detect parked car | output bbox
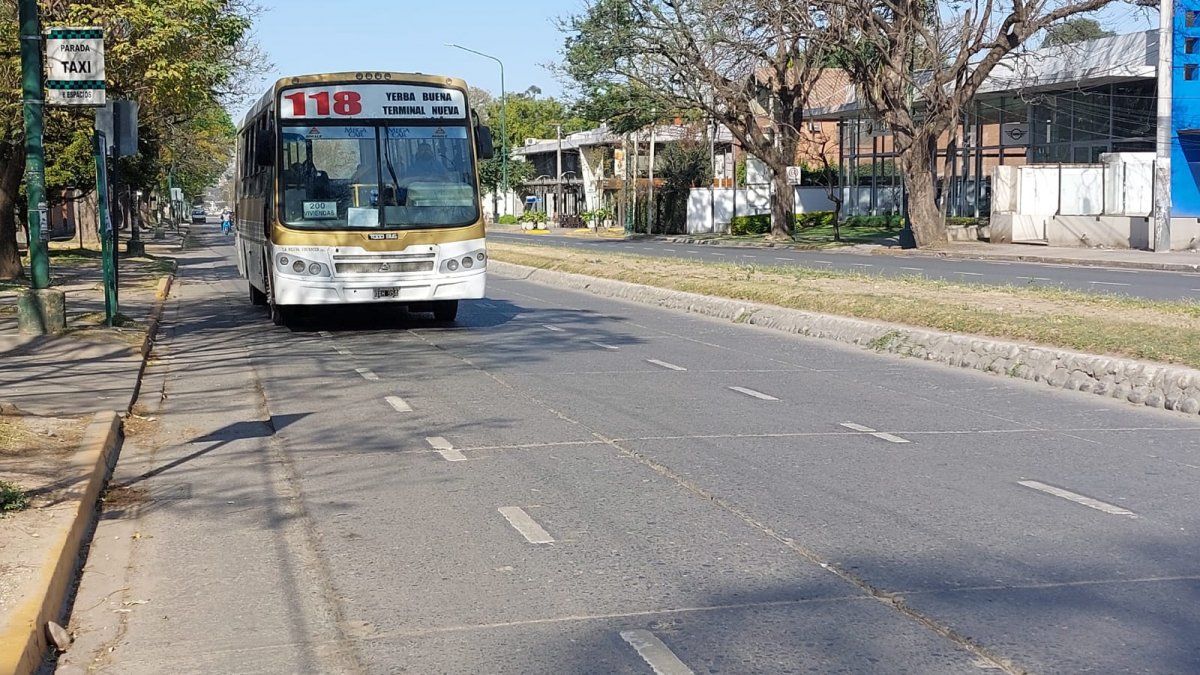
[191,206,206,223]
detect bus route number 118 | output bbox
[283,90,363,117]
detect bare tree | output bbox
[563,0,828,239]
[823,0,1122,247]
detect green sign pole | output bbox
[18,0,49,288]
[94,130,116,324]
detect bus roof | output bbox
[239,72,471,130]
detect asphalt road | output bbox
[491,231,1200,302]
[64,225,1200,673]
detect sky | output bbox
[230,0,579,122]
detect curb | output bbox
[0,411,122,675]
[864,248,1200,273]
[490,260,1200,417]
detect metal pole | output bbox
[19,0,49,288]
[1154,0,1174,251]
[710,119,716,233]
[447,44,507,217]
[94,130,117,324]
[648,125,656,234]
[556,123,562,222]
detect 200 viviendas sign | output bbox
[279,84,466,120]
[44,27,105,107]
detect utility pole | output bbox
[555,123,563,223]
[19,0,48,289]
[1154,0,1174,252]
[648,125,656,235]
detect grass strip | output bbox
[489,242,1200,369]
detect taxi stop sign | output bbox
[44,27,105,107]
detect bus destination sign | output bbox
[280,84,466,121]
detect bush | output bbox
[0,480,28,514]
[559,214,585,228]
[843,214,905,229]
[518,210,548,225]
[794,211,835,230]
[947,216,987,228]
[497,214,518,225]
[730,214,771,236]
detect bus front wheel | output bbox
[432,300,458,322]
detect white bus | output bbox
[235,72,494,324]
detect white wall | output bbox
[686,186,838,233]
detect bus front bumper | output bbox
[272,269,486,306]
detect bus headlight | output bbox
[441,248,486,274]
[278,253,330,277]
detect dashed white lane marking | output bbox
[355,368,379,381]
[1018,480,1136,517]
[497,506,555,544]
[1192,289,1200,292]
[426,436,466,462]
[899,266,924,272]
[385,396,412,413]
[775,257,792,261]
[709,252,726,256]
[641,246,654,250]
[589,341,619,350]
[849,263,874,267]
[839,422,911,444]
[334,345,352,356]
[318,331,333,338]
[957,271,983,276]
[542,324,566,332]
[813,260,833,264]
[1017,276,1052,282]
[663,248,677,252]
[620,630,694,675]
[1089,281,1131,287]
[647,359,687,371]
[729,386,779,401]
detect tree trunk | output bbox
[0,142,26,280]
[769,167,792,240]
[899,135,947,248]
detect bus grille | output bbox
[334,261,435,274]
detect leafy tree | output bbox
[0,0,259,279]
[654,131,711,233]
[824,0,1121,247]
[562,0,827,240]
[475,90,588,198]
[1041,17,1114,47]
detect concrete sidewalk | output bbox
[0,227,184,675]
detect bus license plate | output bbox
[374,288,399,299]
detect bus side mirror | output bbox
[255,132,275,167]
[476,126,495,160]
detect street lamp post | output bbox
[447,43,507,219]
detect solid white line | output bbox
[729,386,779,401]
[1090,281,1131,287]
[1018,480,1136,517]
[542,324,566,332]
[620,630,694,675]
[839,422,910,444]
[497,507,555,544]
[646,359,687,371]
[355,368,379,381]
[589,341,619,350]
[385,396,413,413]
[426,436,466,462]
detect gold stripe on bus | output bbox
[269,222,485,248]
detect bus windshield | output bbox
[280,123,479,230]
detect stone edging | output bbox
[0,411,122,675]
[490,260,1200,417]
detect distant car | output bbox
[191,207,206,224]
